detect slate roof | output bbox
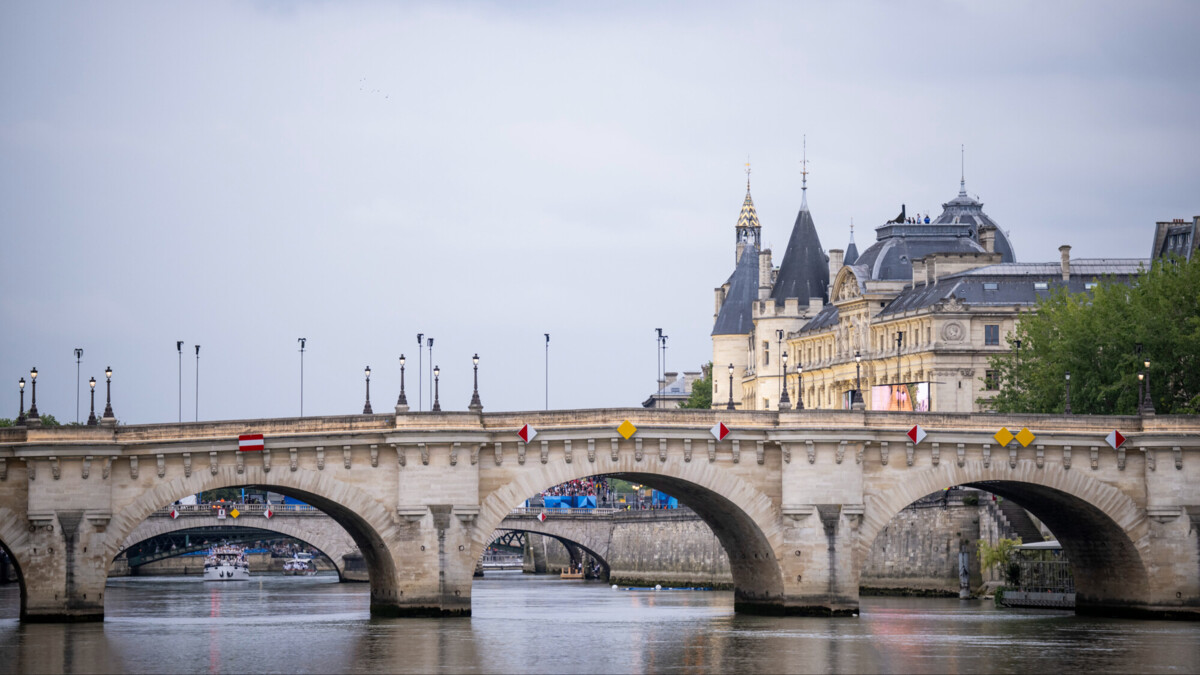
[844,231,859,266]
[769,203,829,304]
[931,180,1016,262]
[854,227,986,281]
[876,259,1147,317]
[798,301,839,334]
[712,241,760,336]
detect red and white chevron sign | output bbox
[264,507,274,520]
[169,509,179,519]
[1106,430,1126,450]
[517,424,537,443]
[537,512,547,522]
[907,425,927,444]
[710,422,729,441]
[238,434,264,452]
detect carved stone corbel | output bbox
[517,442,526,465]
[781,442,790,464]
[755,440,764,465]
[493,442,502,466]
[450,442,460,466]
[82,455,93,480]
[1009,445,1017,469]
[182,453,191,478]
[842,504,865,530]
[1117,447,1126,470]
[236,452,244,474]
[1090,446,1099,470]
[806,440,815,464]
[419,444,429,466]
[1174,446,1183,470]
[588,439,596,463]
[27,459,35,481]
[684,438,692,462]
[396,445,407,467]
[317,446,326,470]
[660,439,669,463]
[905,442,914,467]
[781,504,814,521]
[981,444,991,468]
[564,439,572,464]
[130,455,139,479]
[931,442,940,467]
[104,456,113,479]
[0,458,6,481]
[1143,447,1154,471]
[611,438,619,462]
[836,441,847,465]
[370,445,379,467]
[707,439,716,463]
[473,443,483,466]
[263,448,271,473]
[1035,445,1045,469]
[50,456,61,480]
[858,441,867,465]
[156,453,166,478]
[880,441,889,466]
[291,447,300,471]
[956,443,965,467]
[1063,445,1072,470]
[542,440,550,465]
[343,446,352,470]
[731,439,740,464]
[634,438,643,462]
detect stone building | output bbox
[711,169,1148,412]
[1150,216,1199,261]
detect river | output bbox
[1,573,1197,673]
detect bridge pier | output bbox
[381,505,475,617]
[22,510,110,622]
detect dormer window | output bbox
[1034,282,1049,290]
[983,282,999,291]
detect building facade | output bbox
[711,171,1148,412]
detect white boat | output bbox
[203,545,250,581]
[282,553,317,576]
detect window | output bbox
[1034,281,1048,290]
[985,324,1000,346]
[983,282,999,291]
[985,370,1000,391]
[1085,282,1098,290]
[763,342,770,366]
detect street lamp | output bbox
[852,351,864,410]
[432,365,442,412]
[779,349,791,410]
[1142,358,1156,414]
[726,363,735,410]
[363,366,373,414]
[297,338,307,416]
[396,355,409,411]
[103,366,115,420]
[469,354,483,412]
[16,378,25,425]
[416,334,424,412]
[87,377,98,425]
[28,367,39,419]
[797,362,805,410]
[75,347,84,424]
[1064,370,1071,415]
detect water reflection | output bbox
[0,574,1197,673]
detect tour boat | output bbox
[203,545,250,581]
[282,553,317,576]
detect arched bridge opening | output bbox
[114,526,341,577]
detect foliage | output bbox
[962,494,979,506]
[985,255,1200,414]
[0,419,11,427]
[36,414,61,427]
[199,488,246,503]
[978,537,1023,585]
[679,363,713,409]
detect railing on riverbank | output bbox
[151,503,324,517]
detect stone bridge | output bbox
[120,504,360,578]
[0,408,1197,621]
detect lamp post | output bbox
[102,366,115,420]
[776,329,786,408]
[297,339,306,416]
[28,367,39,419]
[75,348,84,424]
[427,338,435,409]
[779,349,791,410]
[362,366,373,414]
[194,345,200,421]
[544,333,550,411]
[1064,370,1071,415]
[16,378,25,425]
[416,334,424,412]
[797,362,804,410]
[852,351,864,410]
[469,354,483,412]
[432,365,441,412]
[1142,358,1155,415]
[87,377,97,425]
[726,363,735,410]
[396,354,408,411]
[176,341,183,423]
[1138,371,1146,410]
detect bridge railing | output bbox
[508,507,622,516]
[150,503,325,517]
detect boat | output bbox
[560,564,584,580]
[203,545,250,581]
[283,553,317,576]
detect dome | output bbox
[931,180,1016,262]
[853,228,986,281]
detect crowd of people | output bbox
[540,477,612,501]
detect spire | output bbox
[844,219,859,266]
[959,143,967,197]
[734,160,762,263]
[799,135,810,211]
[745,156,751,193]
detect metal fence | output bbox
[1017,560,1074,593]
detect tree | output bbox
[978,537,1023,585]
[679,363,713,409]
[0,415,60,426]
[986,255,1200,414]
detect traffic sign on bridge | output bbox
[517,424,537,443]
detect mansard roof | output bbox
[854,227,987,281]
[769,203,829,304]
[712,241,760,336]
[931,180,1016,262]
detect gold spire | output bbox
[745,156,752,192]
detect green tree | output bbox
[985,255,1200,414]
[679,363,713,409]
[978,537,1023,585]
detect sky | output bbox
[1,1,1198,425]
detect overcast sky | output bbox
[2,1,1197,425]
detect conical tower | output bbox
[770,141,829,304]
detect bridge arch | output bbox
[494,527,611,579]
[116,515,359,579]
[860,459,1151,612]
[476,457,785,613]
[106,465,400,611]
[0,506,30,618]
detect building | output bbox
[642,370,703,409]
[1151,216,1199,261]
[711,167,1148,412]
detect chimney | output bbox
[714,286,726,320]
[979,224,997,253]
[828,248,844,287]
[1059,245,1071,281]
[758,249,773,300]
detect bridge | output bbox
[0,408,1197,621]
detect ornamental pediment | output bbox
[935,296,968,312]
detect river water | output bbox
[1,573,1197,674]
